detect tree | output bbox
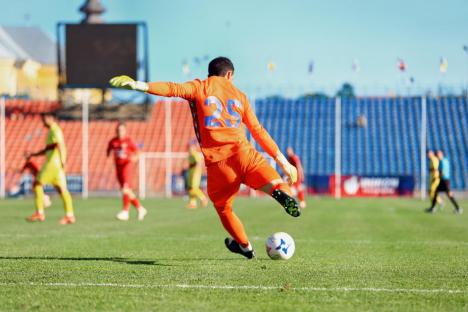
[299,92,329,101]
[336,83,355,98]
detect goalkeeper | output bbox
[110,57,301,259]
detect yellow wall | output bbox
[0,58,58,100]
[0,58,17,95]
[16,59,41,97]
[36,65,58,101]
[0,59,110,103]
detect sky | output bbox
[1,0,467,96]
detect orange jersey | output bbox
[147,76,279,164]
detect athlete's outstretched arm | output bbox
[28,143,57,157]
[242,99,297,184]
[109,75,198,101]
[243,103,279,158]
[146,82,198,100]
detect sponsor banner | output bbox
[330,175,415,197]
[162,173,415,197]
[306,175,331,194]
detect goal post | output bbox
[0,97,5,198]
[138,152,188,199]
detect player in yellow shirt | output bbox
[186,140,208,209]
[26,113,75,224]
[427,150,443,207]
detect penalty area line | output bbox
[0,282,465,294]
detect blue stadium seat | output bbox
[254,96,467,190]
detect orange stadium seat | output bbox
[4,99,196,194]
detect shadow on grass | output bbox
[0,256,249,264]
[0,256,167,266]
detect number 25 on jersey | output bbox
[204,96,242,128]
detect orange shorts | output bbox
[207,146,280,209]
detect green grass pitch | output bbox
[0,196,467,311]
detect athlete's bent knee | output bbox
[55,186,65,195]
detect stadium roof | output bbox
[0,26,55,65]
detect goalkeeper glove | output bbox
[275,152,298,185]
[109,75,149,92]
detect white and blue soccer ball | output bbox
[265,232,295,260]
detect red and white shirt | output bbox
[107,137,138,166]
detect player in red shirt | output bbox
[286,147,306,208]
[107,122,147,221]
[21,156,40,178]
[110,57,301,259]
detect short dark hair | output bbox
[208,57,234,77]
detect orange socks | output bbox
[216,206,249,248]
[271,183,292,196]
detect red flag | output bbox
[397,58,406,72]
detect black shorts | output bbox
[437,179,451,192]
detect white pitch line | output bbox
[0,282,465,294]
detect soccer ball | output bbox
[265,232,295,260]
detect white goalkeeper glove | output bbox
[109,75,149,92]
[275,152,298,185]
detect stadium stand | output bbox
[3,96,467,194]
[255,96,467,190]
[4,100,195,193]
[426,96,468,190]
